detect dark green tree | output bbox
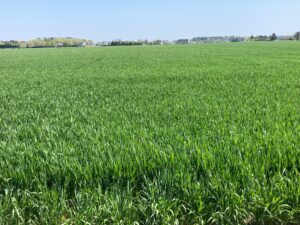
[270,33,277,41]
[295,32,300,40]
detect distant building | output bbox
[176,39,189,44]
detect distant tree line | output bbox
[0,40,20,48]
[1,32,299,49]
[110,40,144,46]
[0,37,94,49]
[190,36,245,44]
[249,32,300,41]
[249,33,278,41]
[96,39,170,46]
[97,32,300,47]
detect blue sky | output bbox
[0,0,299,41]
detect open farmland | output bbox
[0,42,300,224]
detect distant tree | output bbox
[150,40,162,45]
[295,32,300,40]
[255,35,269,41]
[0,40,19,48]
[111,39,122,46]
[270,33,277,41]
[136,40,146,45]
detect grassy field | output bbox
[0,42,300,224]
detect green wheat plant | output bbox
[0,42,299,224]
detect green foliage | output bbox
[0,42,300,224]
[270,33,277,41]
[0,40,20,48]
[26,37,94,48]
[0,37,94,49]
